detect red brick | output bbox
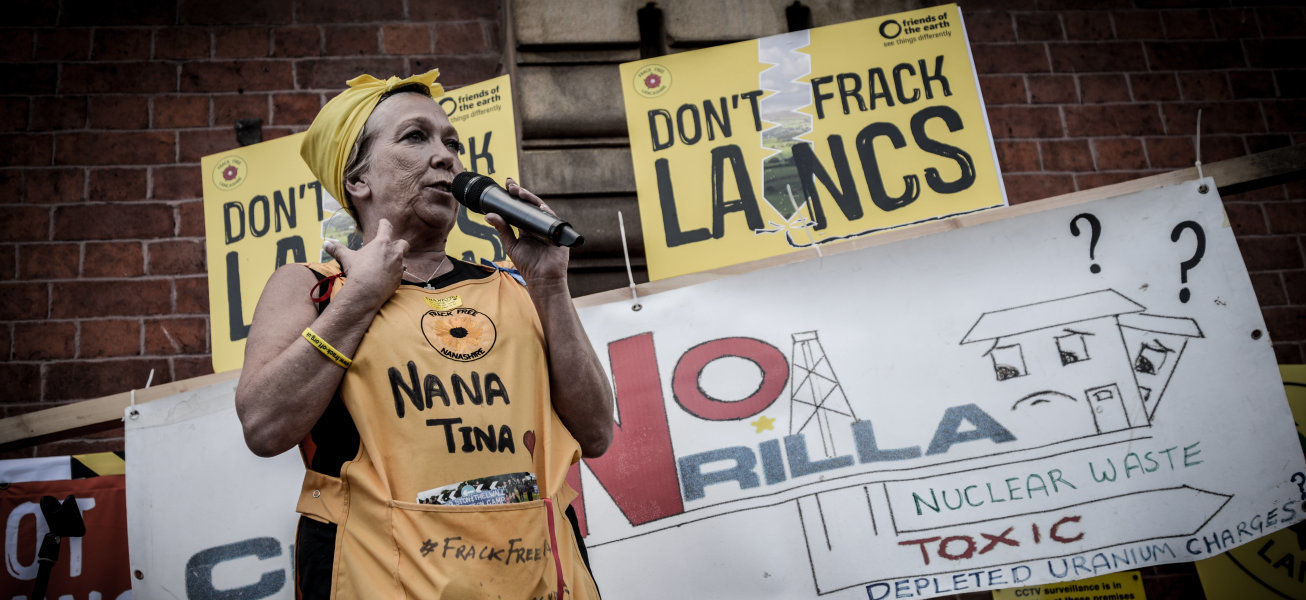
[1075,171,1153,190]
[1112,10,1163,39]
[1230,183,1288,203]
[61,0,173,25]
[176,200,205,237]
[0,206,50,242]
[1041,140,1093,171]
[173,356,215,380]
[272,92,321,125]
[995,140,1040,172]
[1257,7,1305,39]
[51,279,170,318]
[17,242,78,279]
[88,168,147,202]
[53,203,175,240]
[1264,100,1306,133]
[2,65,53,96]
[0,134,53,167]
[42,432,129,457]
[1246,134,1291,154]
[147,239,205,275]
[1147,41,1246,71]
[213,94,270,124]
[0,364,41,403]
[1176,72,1231,101]
[1002,174,1076,204]
[1238,237,1303,271]
[174,276,208,313]
[986,106,1063,138]
[14,321,76,360]
[1028,74,1076,103]
[1064,104,1163,136]
[93,28,152,60]
[1210,8,1261,40]
[1265,202,1306,235]
[962,11,1014,43]
[1050,42,1147,72]
[55,131,175,166]
[1223,203,1266,236]
[273,26,321,57]
[0,322,9,360]
[35,28,91,61]
[409,0,496,20]
[434,22,488,54]
[1079,74,1129,103]
[298,0,403,23]
[25,169,84,204]
[1062,11,1112,41]
[1285,270,1306,305]
[1161,10,1215,40]
[44,358,171,401]
[179,0,292,24]
[0,282,48,320]
[179,129,237,163]
[29,96,88,131]
[1231,70,1277,100]
[180,60,294,93]
[154,95,210,129]
[80,319,141,358]
[82,241,144,278]
[1263,307,1306,342]
[1196,135,1246,164]
[1092,138,1147,170]
[88,96,150,130]
[382,24,432,54]
[296,57,406,90]
[61,63,177,94]
[0,28,35,61]
[151,166,202,199]
[1129,73,1179,101]
[214,27,271,58]
[155,28,210,60]
[1015,13,1063,41]
[0,244,15,280]
[1272,343,1303,364]
[323,25,377,56]
[145,317,207,354]
[408,56,501,87]
[1243,273,1285,307]
[1161,102,1266,136]
[0,98,28,133]
[263,126,297,140]
[1144,137,1196,169]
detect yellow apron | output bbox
[296,261,598,599]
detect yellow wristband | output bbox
[302,327,352,369]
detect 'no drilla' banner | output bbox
[201,75,520,373]
[127,180,1302,599]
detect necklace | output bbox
[402,256,449,289]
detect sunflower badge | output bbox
[422,308,497,362]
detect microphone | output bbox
[451,172,584,247]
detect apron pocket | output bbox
[387,499,557,599]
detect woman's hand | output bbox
[483,179,570,288]
[322,217,409,312]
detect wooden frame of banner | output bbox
[2,144,1304,448]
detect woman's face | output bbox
[351,92,465,237]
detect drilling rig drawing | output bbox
[789,331,858,459]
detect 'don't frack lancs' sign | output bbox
[566,180,1302,599]
[621,3,1005,280]
[201,75,520,373]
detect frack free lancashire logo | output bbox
[211,155,247,191]
[423,308,497,362]
[633,64,671,98]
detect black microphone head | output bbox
[451,171,496,213]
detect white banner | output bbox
[572,179,1304,599]
[122,179,1302,600]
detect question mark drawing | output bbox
[1069,213,1102,274]
[1170,221,1206,303]
[1292,472,1305,503]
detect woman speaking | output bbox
[234,69,613,599]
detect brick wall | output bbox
[0,0,503,457]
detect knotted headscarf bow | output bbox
[299,70,445,219]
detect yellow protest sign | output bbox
[202,75,519,372]
[1195,364,1306,600]
[620,3,1005,280]
[993,571,1146,600]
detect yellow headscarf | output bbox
[299,70,445,219]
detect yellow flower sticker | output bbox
[421,308,497,362]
